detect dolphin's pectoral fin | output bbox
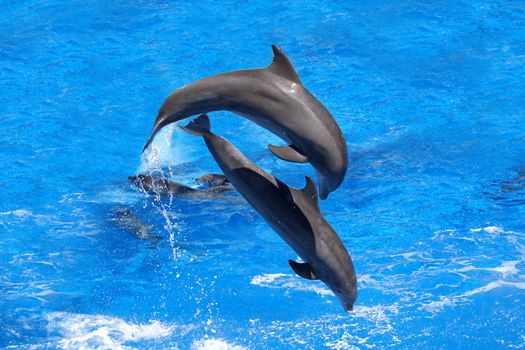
[289,260,318,280]
[268,45,302,84]
[268,144,308,163]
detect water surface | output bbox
[1,1,525,348]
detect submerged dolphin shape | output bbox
[143,45,348,199]
[128,174,233,196]
[195,173,231,187]
[181,114,357,311]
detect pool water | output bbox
[1,1,525,349]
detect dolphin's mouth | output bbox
[142,117,173,152]
[142,128,158,152]
[318,177,330,200]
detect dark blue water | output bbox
[1,1,524,348]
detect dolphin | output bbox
[143,45,348,200]
[181,114,357,311]
[128,174,233,196]
[501,168,525,193]
[109,207,160,241]
[196,173,231,187]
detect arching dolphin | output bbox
[181,114,357,311]
[143,45,347,200]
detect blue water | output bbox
[1,1,525,348]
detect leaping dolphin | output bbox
[143,45,348,200]
[181,114,357,311]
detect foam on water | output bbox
[250,273,333,296]
[44,312,179,350]
[247,303,401,349]
[191,338,247,350]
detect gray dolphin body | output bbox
[181,114,357,311]
[143,45,347,200]
[129,174,233,196]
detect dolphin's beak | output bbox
[142,117,170,153]
[142,125,159,153]
[318,177,330,200]
[340,298,355,312]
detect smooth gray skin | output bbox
[181,114,357,311]
[143,45,348,200]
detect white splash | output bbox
[470,226,504,234]
[45,312,180,350]
[250,273,333,296]
[191,338,247,350]
[139,124,196,173]
[140,124,174,172]
[250,273,287,284]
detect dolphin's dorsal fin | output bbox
[268,144,308,163]
[268,44,301,84]
[289,259,317,280]
[301,176,320,212]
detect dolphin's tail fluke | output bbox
[180,114,211,137]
